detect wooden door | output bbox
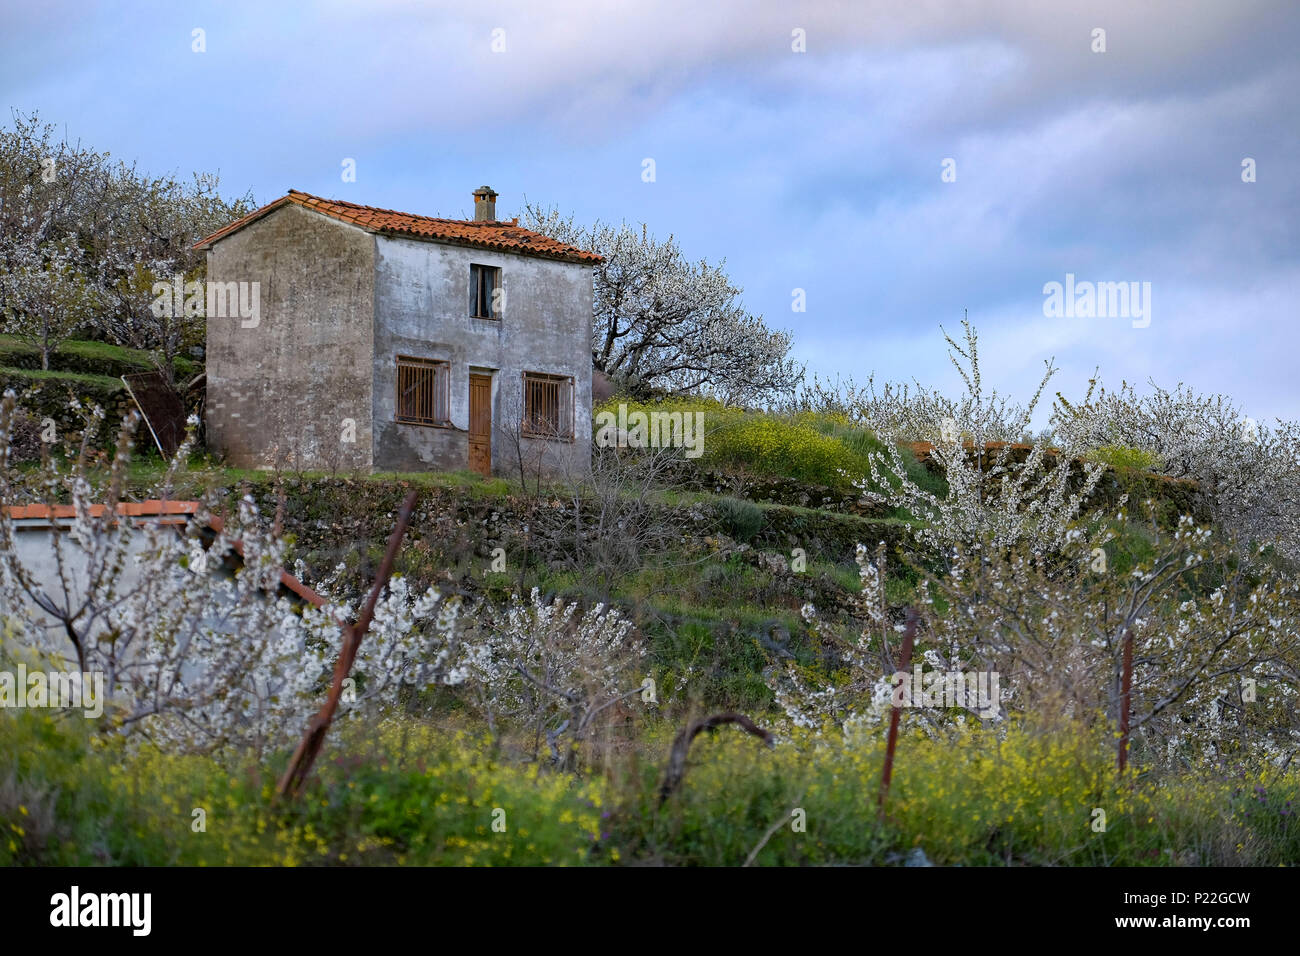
[468,374,492,476]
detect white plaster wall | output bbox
[371,234,593,474]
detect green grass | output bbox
[56,459,520,502]
[0,712,607,866]
[0,366,124,389]
[108,459,524,500]
[370,468,515,496]
[808,556,865,592]
[0,334,199,380]
[6,710,1294,866]
[629,719,1299,866]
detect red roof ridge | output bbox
[195,190,603,265]
[286,189,503,224]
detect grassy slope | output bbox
[0,367,123,388]
[5,397,1249,867]
[0,334,199,380]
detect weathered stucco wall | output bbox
[205,204,376,470]
[371,235,593,477]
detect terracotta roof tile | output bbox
[6,500,201,521]
[194,190,602,265]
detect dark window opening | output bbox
[470,264,501,319]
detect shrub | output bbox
[594,397,889,492]
[1086,444,1162,472]
[715,496,763,542]
[710,414,855,486]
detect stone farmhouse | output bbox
[194,187,601,476]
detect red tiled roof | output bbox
[194,190,602,264]
[6,500,200,521]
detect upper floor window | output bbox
[396,355,451,426]
[522,371,574,441]
[470,264,502,319]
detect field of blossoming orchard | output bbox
[2,321,1298,868]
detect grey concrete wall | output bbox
[205,204,376,470]
[371,235,593,477]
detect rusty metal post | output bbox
[1118,625,1133,773]
[277,489,419,798]
[879,606,919,811]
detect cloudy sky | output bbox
[2,0,1296,424]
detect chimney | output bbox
[472,185,498,222]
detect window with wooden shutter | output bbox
[395,356,451,426]
[521,372,574,440]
